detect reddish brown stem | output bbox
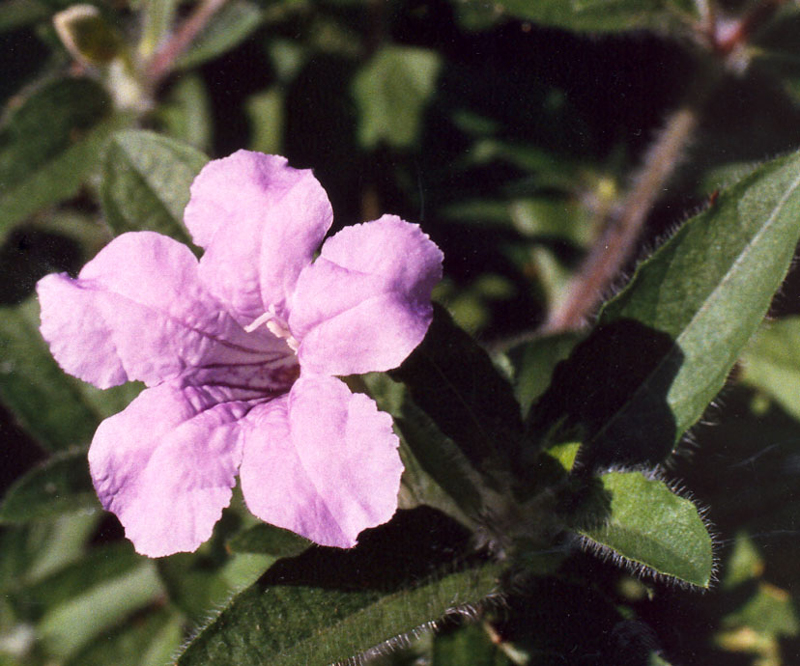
[146,0,228,86]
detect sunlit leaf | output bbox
[577,471,714,588]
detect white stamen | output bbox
[245,309,300,352]
[244,311,274,333]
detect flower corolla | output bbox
[36,151,443,557]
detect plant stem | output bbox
[146,0,229,86]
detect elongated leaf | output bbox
[532,149,800,468]
[177,508,499,665]
[353,45,441,149]
[0,299,139,451]
[577,471,713,588]
[0,450,96,523]
[739,316,800,421]
[0,79,128,239]
[495,0,696,33]
[101,130,208,241]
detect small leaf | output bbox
[53,4,124,66]
[577,471,714,588]
[0,450,96,523]
[0,299,139,451]
[353,45,441,149]
[739,316,800,421]
[176,0,263,70]
[156,73,213,151]
[177,508,499,665]
[100,129,208,241]
[506,331,582,419]
[0,79,128,240]
[494,0,697,33]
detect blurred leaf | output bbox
[139,0,179,58]
[0,299,138,451]
[65,606,183,666]
[722,582,799,638]
[228,523,311,557]
[0,79,128,240]
[53,4,124,66]
[14,542,139,621]
[39,561,163,659]
[722,532,763,589]
[391,305,523,477]
[739,316,800,421]
[246,86,284,155]
[577,471,714,588]
[494,0,697,33]
[0,0,48,32]
[100,129,208,241]
[432,623,513,665]
[176,0,263,70]
[157,74,213,151]
[0,450,96,523]
[353,45,441,149]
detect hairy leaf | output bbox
[532,149,800,468]
[577,471,713,588]
[177,508,499,665]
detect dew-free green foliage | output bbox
[599,149,800,441]
[353,45,441,149]
[0,79,128,240]
[101,130,208,241]
[577,471,714,588]
[740,316,800,420]
[4,1,800,664]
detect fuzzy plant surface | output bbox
[2,1,800,665]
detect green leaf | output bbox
[0,450,96,523]
[39,561,163,659]
[156,74,213,152]
[391,305,523,477]
[0,79,128,240]
[532,149,800,468]
[494,0,697,33]
[13,542,140,621]
[353,45,441,149]
[177,509,500,665]
[176,0,263,70]
[227,523,312,557]
[506,331,583,419]
[0,299,140,451]
[432,623,514,666]
[739,316,800,421]
[577,471,714,588]
[0,0,48,32]
[246,86,284,155]
[64,607,183,666]
[100,130,208,241]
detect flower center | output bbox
[244,307,300,352]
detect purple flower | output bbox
[36,151,443,557]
